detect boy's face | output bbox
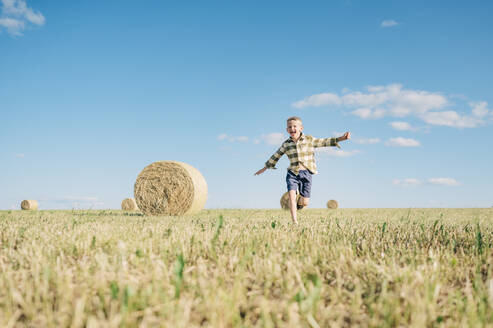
[286,119,303,140]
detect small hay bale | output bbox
[21,199,38,210]
[327,199,339,209]
[280,192,300,210]
[121,198,138,211]
[134,161,207,216]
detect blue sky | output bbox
[1,0,492,209]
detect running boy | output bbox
[254,116,350,224]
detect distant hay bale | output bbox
[21,200,38,210]
[134,161,207,216]
[121,198,138,211]
[327,200,339,209]
[280,192,300,210]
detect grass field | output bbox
[1,208,492,327]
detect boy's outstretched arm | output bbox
[312,132,351,149]
[337,132,351,142]
[254,167,267,175]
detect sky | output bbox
[1,0,492,210]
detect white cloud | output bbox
[38,196,104,209]
[351,107,386,119]
[293,84,491,129]
[470,101,489,118]
[420,111,481,128]
[381,19,399,27]
[0,0,44,36]
[393,178,422,187]
[317,148,360,157]
[217,133,249,143]
[41,196,99,202]
[292,92,341,109]
[342,90,390,108]
[393,177,461,187]
[389,121,413,131]
[15,153,25,158]
[260,132,285,146]
[386,137,420,147]
[0,16,23,35]
[354,138,380,144]
[294,84,448,116]
[427,178,460,186]
[350,108,370,119]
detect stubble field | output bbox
[0,208,492,327]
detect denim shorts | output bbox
[286,170,312,198]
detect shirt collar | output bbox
[290,132,304,142]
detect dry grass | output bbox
[0,208,492,327]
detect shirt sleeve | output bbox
[312,137,340,148]
[265,143,286,169]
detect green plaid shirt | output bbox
[265,133,340,175]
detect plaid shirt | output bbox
[265,133,340,175]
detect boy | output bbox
[254,117,350,224]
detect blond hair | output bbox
[286,116,302,124]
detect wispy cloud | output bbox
[427,177,460,186]
[41,196,100,203]
[292,92,341,109]
[470,101,489,118]
[218,133,249,143]
[39,196,104,209]
[419,102,491,128]
[389,121,414,131]
[259,132,285,146]
[354,138,380,144]
[394,178,461,187]
[317,148,360,157]
[0,0,45,36]
[291,84,489,128]
[393,178,422,187]
[351,108,386,119]
[15,153,25,158]
[420,110,482,128]
[381,19,399,28]
[386,137,420,147]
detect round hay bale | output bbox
[121,198,138,211]
[21,199,38,210]
[134,161,207,216]
[280,192,300,210]
[327,199,339,209]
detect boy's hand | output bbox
[338,132,351,141]
[254,167,267,175]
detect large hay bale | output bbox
[327,199,339,209]
[134,161,207,216]
[121,198,138,211]
[280,192,300,210]
[21,199,38,210]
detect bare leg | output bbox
[288,190,298,224]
